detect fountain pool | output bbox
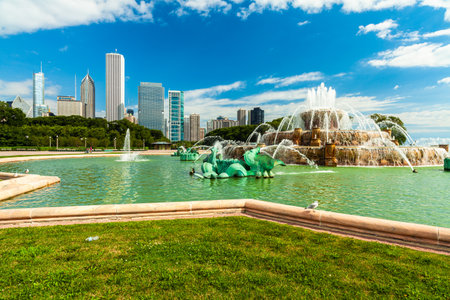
[0,156,448,228]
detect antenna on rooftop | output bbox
[75,74,77,100]
[40,61,42,73]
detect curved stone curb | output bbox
[0,172,61,201]
[244,200,449,253]
[0,199,448,254]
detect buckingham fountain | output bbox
[213,83,448,169]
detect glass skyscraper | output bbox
[138,82,164,132]
[81,72,95,118]
[168,90,184,142]
[33,71,46,117]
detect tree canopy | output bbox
[0,102,168,148]
[370,113,408,145]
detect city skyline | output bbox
[0,1,449,140]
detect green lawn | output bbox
[0,217,448,298]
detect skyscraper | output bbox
[190,113,200,141]
[138,82,164,132]
[81,72,95,118]
[184,116,190,141]
[33,67,47,117]
[168,90,184,142]
[105,52,125,121]
[249,107,264,125]
[237,109,246,126]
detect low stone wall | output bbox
[0,172,61,201]
[0,199,448,254]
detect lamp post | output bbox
[143,139,145,150]
[84,137,87,148]
[25,135,29,147]
[49,136,52,148]
[114,137,117,150]
[56,135,59,150]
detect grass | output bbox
[0,217,448,299]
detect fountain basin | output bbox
[224,144,447,167]
[1,156,448,228]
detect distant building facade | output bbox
[33,70,47,117]
[190,113,200,141]
[105,52,125,121]
[6,96,32,117]
[199,128,205,140]
[237,109,246,126]
[184,116,190,141]
[169,90,184,142]
[138,82,164,132]
[81,72,95,118]
[208,116,239,131]
[249,107,264,125]
[57,96,83,116]
[124,108,137,124]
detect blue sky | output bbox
[0,0,449,141]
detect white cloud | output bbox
[257,72,323,87]
[238,0,416,19]
[0,0,154,36]
[357,19,398,39]
[297,20,310,26]
[420,0,450,22]
[394,84,399,90]
[175,0,232,16]
[0,79,33,96]
[357,19,422,41]
[368,42,450,67]
[395,110,450,128]
[438,76,450,84]
[46,84,62,96]
[335,95,398,112]
[96,110,106,118]
[185,81,245,99]
[423,28,450,38]
[59,45,68,52]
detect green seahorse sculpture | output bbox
[198,147,285,179]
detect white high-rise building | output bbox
[237,109,246,126]
[105,53,125,121]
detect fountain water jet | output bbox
[222,83,447,167]
[118,129,143,162]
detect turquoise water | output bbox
[0,156,448,228]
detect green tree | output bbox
[0,102,26,126]
[370,114,408,145]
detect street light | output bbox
[84,137,87,148]
[56,135,59,150]
[49,136,52,148]
[143,139,145,150]
[114,137,117,150]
